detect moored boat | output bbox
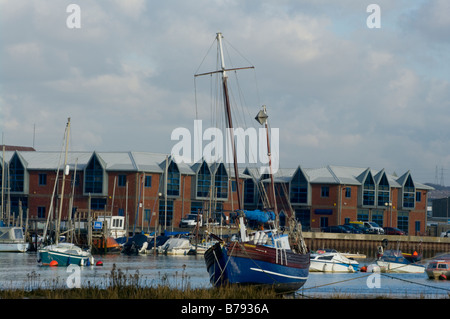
[159,236,193,255]
[201,33,310,293]
[426,254,450,280]
[92,236,121,254]
[205,210,310,292]
[38,242,94,266]
[310,249,359,273]
[37,118,94,267]
[0,226,29,252]
[376,249,425,273]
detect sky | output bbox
[1,0,449,184]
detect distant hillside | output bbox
[425,183,450,200]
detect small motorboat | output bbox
[426,254,450,280]
[310,249,359,273]
[376,249,425,273]
[159,237,193,255]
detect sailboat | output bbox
[38,118,94,266]
[202,33,310,293]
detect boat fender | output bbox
[381,238,389,248]
[360,266,367,272]
[439,274,447,280]
[50,260,58,267]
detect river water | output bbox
[0,252,449,298]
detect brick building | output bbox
[1,149,432,236]
[0,150,245,232]
[243,165,433,236]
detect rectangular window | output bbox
[320,217,328,228]
[372,209,384,227]
[415,221,421,234]
[145,176,152,188]
[38,173,47,186]
[357,209,369,221]
[345,187,351,198]
[90,198,107,210]
[321,186,329,198]
[232,181,237,192]
[397,211,409,233]
[191,201,203,214]
[144,209,152,223]
[159,200,173,227]
[37,206,46,219]
[416,191,421,202]
[118,175,126,187]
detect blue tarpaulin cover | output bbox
[242,210,275,223]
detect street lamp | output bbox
[385,202,392,227]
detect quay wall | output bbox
[302,232,450,259]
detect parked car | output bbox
[321,225,351,233]
[341,224,363,234]
[441,230,450,238]
[347,221,370,234]
[349,221,384,234]
[383,227,405,235]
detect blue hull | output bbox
[205,242,309,292]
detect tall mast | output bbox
[56,117,71,244]
[217,32,242,210]
[194,33,254,210]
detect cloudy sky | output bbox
[1,0,449,184]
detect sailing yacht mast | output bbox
[56,117,71,245]
[194,32,254,214]
[216,32,243,210]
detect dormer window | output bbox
[403,175,415,208]
[215,163,228,199]
[10,154,24,192]
[377,173,390,206]
[290,169,308,204]
[197,162,211,198]
[84,155,103,194]
[363,172,375,206]
[166,161,180,197]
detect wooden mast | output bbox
[216,32,242,210]
[194,32,254,211]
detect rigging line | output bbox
[194,36,217,76]
[222,37,255,70]
[380,273,450,293]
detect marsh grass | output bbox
[0,263,280,299]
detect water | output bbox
[0,252,449,298]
